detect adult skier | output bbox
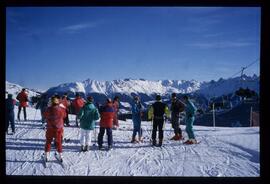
[78,96,100,152]
[72,93,85,127]
[6,94,17,134]
[131,96,143,143]
[16,88,29,121]
[183,95,198,144]
[61,93,71,127]
[97,98,115,150]
[43,96,66,161]
[170,93,185,140]
[148,95,170,147]
[35,93,49,128]
[112,96,120,130]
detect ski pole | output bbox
[33,108,37,122]
[93,122,97,146]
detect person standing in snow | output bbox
[43,96,66,161]
[6,94,17,134]
[112,96,120,130]
[148,95,170,147]
[16,88,29,121]
[78,96,100,152]
[182,95,198,144]
[61,93,71,127]
[170,93,185,141]
[36,93,49,128]
[98,98,115,150]
[131,96,144,143]
[72,93,85,127]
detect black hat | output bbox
[183,95,189,100]
[114,96,119,101]
[87,96,93,102]
[171,93,177,98]
[75,93,80,97]
[156,95,161,101]
[8,94,13,98]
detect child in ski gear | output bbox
[16,88,28,121]
[35,93,49,127]
[61,94,71,127]
[72,93,85,127]
[98,98,115,150]
[131,96,143,143]
[170,93,185,141]
[6,94,17,134]
[183,95,198,144]
[78,96,100,152]
[43,96,66,160]
[148,95,170,146]
[112,96,120,130]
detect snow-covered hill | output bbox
[5,106,260,176]
[45,75,259,100]
[5,81,41,99]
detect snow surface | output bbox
[6,106,260,176]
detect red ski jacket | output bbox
[100,102,115,128]
[44,105,66,129]
[16,91,28,107]
[72,97,85,114]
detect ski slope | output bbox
[6,106,260,176]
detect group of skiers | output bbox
[6,89,197,162]
[131,92,198,147]
[6,88,29,134]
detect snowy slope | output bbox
[6,106,260,176]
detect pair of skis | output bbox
[41,152,64,168]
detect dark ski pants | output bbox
[185,116,195,139]
[64,109,70,125]
[18,106,27,121]
[171,114,182,135]
[6,113,15,133]
[40,108,46,124]
[98,127,113,147]
[152,118,164,141]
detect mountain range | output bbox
[45,74,259,100]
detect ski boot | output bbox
[152,140,157,146]
[157,139,163,147]
[131,136,138,143]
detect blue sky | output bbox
[6,7,260,91]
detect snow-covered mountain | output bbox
[5,81,41,99]
[45,75,259,100]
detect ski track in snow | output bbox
[5,107,260,176]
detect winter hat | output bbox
[114,96,119,101]
[156,95,161,101]
[8,94,13,98]
[171,93,177,98]
[183,95,189,100]
[87,96,93,102]
[134,96,139,101]
[51,96,60,105]
[75,93,80,97]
